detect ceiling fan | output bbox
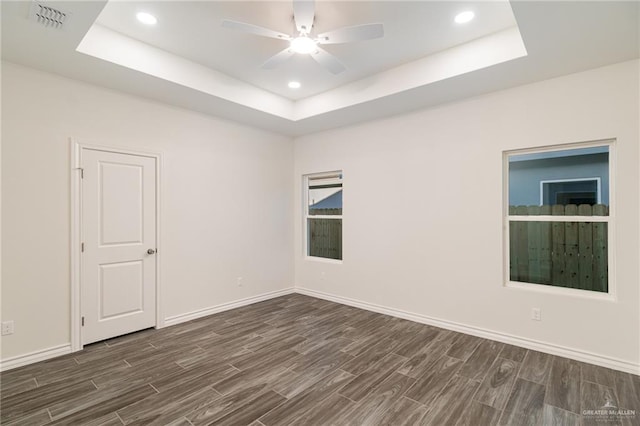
[221,0,384,75]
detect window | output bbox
[540,178,601,206]
[305,172,342,260]
[505,143,611,293]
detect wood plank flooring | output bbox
[1,294,638,425]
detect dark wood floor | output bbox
[1,294,639,425]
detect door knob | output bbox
[147,249,156,255]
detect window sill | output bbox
[505,280,615,301]
[304,256,343,265]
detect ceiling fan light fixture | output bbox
[221,1,384,74]
[454,11,475,24]
[290,36,317,54]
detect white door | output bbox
[81,148,157,345]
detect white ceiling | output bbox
[1,1,639,136]
[95,1,518,100]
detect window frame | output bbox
[503,140,615,300]
[303,171,343,263]
[539,177,602,205]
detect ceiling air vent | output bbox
[28,1,69,29]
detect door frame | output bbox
[70,139,163,352]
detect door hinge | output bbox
[81,242,85,252]
[81,316,85,326]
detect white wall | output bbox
[2,59,638,372]
[1,62,294,360]
[294,60,640,371]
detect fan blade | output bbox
[293,0,315,33]
[261,48,295,69]
[317,23,384,44]
[222,20,291,41]
[310,47,346,74]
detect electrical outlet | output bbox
[1,321,14,335]
[531,308,542,321]
[237,277,243,287]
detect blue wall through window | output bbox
[509,146,609,207]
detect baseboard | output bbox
[164,287,296,327]
[0,344,72,372]
[295,287,640,375]
[4,287,636,375]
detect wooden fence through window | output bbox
[509,204,608,292]
[308,208,342,260]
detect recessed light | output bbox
[288,81,301,89]
[136,12,157,26]
[454,11,475,24]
